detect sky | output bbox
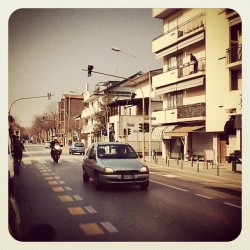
[8,8,163,127]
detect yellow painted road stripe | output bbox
[52,187,65,192]
[68,207,86,215]
[79,223,104,235]
[58,195,74,202]
[45,177,54,180]
[48,181,59,185]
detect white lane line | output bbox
[101,222,119,233]
[64,186,73,191]
[195,193,213,199]
[84,206,97,214]
[73,195,83,201]
[223,202,241,209]
[151,180,187,192]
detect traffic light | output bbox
[139,123,143,132]
[123,128,127,136]
[144,123,149,132]
[88,65,94,77]
[127,128,131,135]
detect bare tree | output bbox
[92,93,114,140]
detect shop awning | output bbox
[162,125,205,138]
[152,125,176,140]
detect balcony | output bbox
[152,102,206,125]
[152,109,178,125]
[177,102,206,121]
[226,44,242,70]
[153,58,206,92]
[152,14,205,55]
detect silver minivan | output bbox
[82,142,149,190]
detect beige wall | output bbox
[205,9,229,132]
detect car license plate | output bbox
[122,175,134,179]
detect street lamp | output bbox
[111,47,152,162]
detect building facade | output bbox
[151,8,242,164]
[58,94,84,146]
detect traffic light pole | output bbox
[9,93,54,117]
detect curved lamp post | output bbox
[111,47,152,162]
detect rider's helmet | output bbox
[53,137,58,142]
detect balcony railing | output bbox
[152,57,205,89]
[178,57,205,78]
[153,13,205,53]
[226,44,242,64]
[177,102,206,119]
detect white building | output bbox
[151,8,242,165]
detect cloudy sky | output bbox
[8,8,163,127]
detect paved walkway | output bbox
[145,156,242,188]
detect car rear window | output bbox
[75,142,84,147]
[97,144,138,159]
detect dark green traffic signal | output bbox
[88,65,94,77]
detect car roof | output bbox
[95,142,129,146]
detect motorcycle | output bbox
[51,143,61,163]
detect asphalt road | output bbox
[13,144,241,242]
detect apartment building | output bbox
[58,94,84,146]
[151,8,242,164]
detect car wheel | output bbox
[140,181,149,190]
[83,171,89,183]
[94,172,102,190]
[69,150,71,154]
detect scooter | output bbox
[51,143,61,163]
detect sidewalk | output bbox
[145,156,242,187]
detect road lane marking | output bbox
[101,222,119,233]
[84,206,97,214]
[79,223,104,235]
[58,195,74,202]
[64,186,73,191]
[162,174,183,178]
[58,181,65,184]
[48,181,59,185]
[73,195,83,201]
[151,180,187,192]
[195,193,213,199]
[52,187,65,192]
[68,207,86,215]
[223,202,241,209]
[45,177,54,180]
[42,173,50,176]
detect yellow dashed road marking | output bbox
[42,173,50,176]
[45,177,54,180]
[52,187,65,192]
[58,195,74,202]
[79,223,104,235]
[48,181,58,185]
[68,207,86,215]
[40,170,47,172]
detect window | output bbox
[167,53,183,71]
[167,91,183,109]
[231,70,238,90]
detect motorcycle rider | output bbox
[50,137,62,158]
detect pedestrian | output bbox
[190,53,198,73]
[12,135,24,174]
